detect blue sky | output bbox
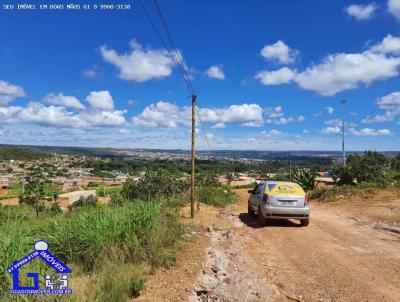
[0,0,400,150]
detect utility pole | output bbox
[289,161,292,182]
[341,99,346,167]
[191,94,196,218]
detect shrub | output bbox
[121,170,190,201]
[292,167,316,191]
[46,202,63,215]
[109,192,127,206]
[196,186,236,207]
[129,277,146,298]
[332,165,355,185]
[201,173,219,187]
[68,195,97,209]
[274,174,289,181]
[308,187,327,200]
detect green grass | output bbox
[5,182,60,199]
[196,186,237,207]
[0,199,183,301]
[96,187,122,197]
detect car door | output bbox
[251,183,264,209]
[249,184,260,209]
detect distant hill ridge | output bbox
[0,146,49,160]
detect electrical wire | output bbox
[153,0,195,94]
[139,0,218,179]
[137,0,194,95]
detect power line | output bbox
[143,0,216,154]
[152,0,195,94]
[137,0,195,95]
[195,107,213,153]
[139,0,200,218]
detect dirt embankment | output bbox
[136,188,400,302]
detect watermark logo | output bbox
[7,240,72,295]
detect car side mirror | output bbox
[248,189,254,194]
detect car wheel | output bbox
[300,219,310,227]
[248,203,256,218]
[257,207,266,226]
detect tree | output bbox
[392,154,400,171]
[225,173,234,185]
[202,173,219,187]
[19,177,46,217]
[332,151,389,185]
[121,169,190,202]
[332,165,355,185]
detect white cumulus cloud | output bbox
[315,106,335,116]
[321,126,341,134]
[205,65,225,80]
[0,89,126,129]
[369,34,400,55]
[0,80,26,106]
[260,40,299,64]
[86,90,115,111]
[205,133,214,140]
[261,129,282,136]
[348,128,393,136]
[264,106,305,125]
[325,119,357,127]
[362,91,400,123]
[212,122,226,128]
[345,3,377,20]
[264,106,284,118]
[100,39,174,82]
[0,102,126,128]
[256,35,400,96]
[132,102,264,128]
[43,93,85,110]
[295,51,400,96]
[255,67,297,85]
[388,0,400,21]
[83,69,98,79]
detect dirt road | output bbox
[190,189,400,302]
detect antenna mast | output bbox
[340,99,346,167]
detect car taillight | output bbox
[305,195,310,204]
[263,194,269,203]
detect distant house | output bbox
[57,190,96,208]
[0,175,15,189]
[315,177,335,187]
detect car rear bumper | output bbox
[261,204,310,220]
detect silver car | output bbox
[248,181,310,226]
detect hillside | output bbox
[0,146,49,161]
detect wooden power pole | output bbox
[191,94,196,218]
